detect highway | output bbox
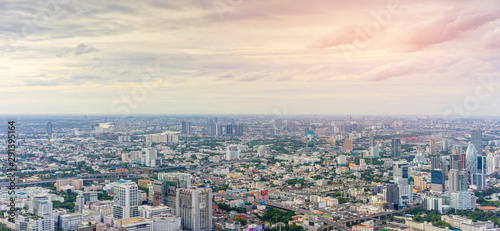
[0,159,252,187]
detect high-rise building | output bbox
[449,169,468,192]
[153,175,190,208]
[443,139,450,152]
[23,195,54,231]
[430,139,437,155]
[225,124,233,136]
[176,188,213,231]
[181,121,191,134]
[431,157,443,170]
[392,138,401,158]
[423,196,443,213]
[450,191,474,210]
[158,172,192,188]
[466,144,478,177]
[216,124,223,136]
[46,122,53,135]
[32,195,53,216]
[383,183,399,210]
[234,124,244,136]
[471,129,483,154]
[113,180,139,219]
[306,131,316,148]
[75,193,85,213]
[487,153,499,175]
[226,146,240,161]
[369,131,374,148]
[393,162,409,179]
[370,146,380,158]
[257,145,268,157]
[450,155,463,170]
[473,156,486,190]
[342,139,353,152]
[142,147,157,167]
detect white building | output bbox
[450,191,474,210]
[113,180,139,219]
[423,196,442,213]
[142,148,157,167]
[152,213,182,231]
[337,155,347,165]
[257,145,268,157]
[226,146,240,161]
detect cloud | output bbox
[481,26,500,49]
[396,9,500,51]
[57,43,98,57]
[363,60,428,81]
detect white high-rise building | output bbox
[113,180,139,219]
[176,188,213,231]
[424,196,443,213]
[226,146,240,161]
[142,147,157,167]
[257,145,268,157]
[76,193,85,213]
[450,191,474,210]
[19,195,54,231]
[152,213,182,231]
[486,153,499,175]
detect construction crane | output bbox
[119,205,137,231]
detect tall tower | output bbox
[46,122,53,135]
[471,130,483,154]
[369,131,374,148]
[176,188,213,231]
[429,139,437,155]
[76,193,85,213]
[473,156,486,190]
[465,144,478,178]
[392,138,401,158]
[449,169,468,192]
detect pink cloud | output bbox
[481,27,500,49]
[397,9,500,51]
[363,60,428,81]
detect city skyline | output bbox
[1,1,499,115]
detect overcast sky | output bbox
[1,0,500,116]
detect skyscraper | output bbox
[471,129,483,154]
[46,122,53,135]
[450,155,463,170]
[113,180,139,219]
[176,188,213,231]
[429,139,437,155]
[466,144,478,177]
[473,156,486,190]
[383,183,399,210]
[369,131,374,148]
[431,157,443,170]
[392,138,401,158]
[181,121,191,134]
[449,169,468,192]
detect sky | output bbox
[1,0,500,116]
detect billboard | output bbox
[306,131,315,148]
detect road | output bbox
[0,159,252,187]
